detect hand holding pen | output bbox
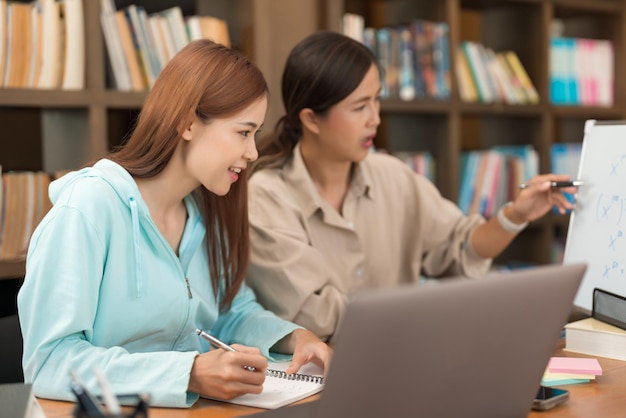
[188,328,267,399]
[196,328,258,372]
[513,174,578,219]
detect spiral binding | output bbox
[266,368,324,384]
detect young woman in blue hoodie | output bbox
[17,40,331,408]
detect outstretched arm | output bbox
[470,173,575,258]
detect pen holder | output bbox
[73,393,150,418]
[592,288,626,330]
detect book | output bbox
[455,47,478,102]
[99,0,132,91]
[124,5,158,88]
[505,50,539,104]
[115,10,146,91]
[36,0,61,89]
[0,383,46,418]
[27,3,43,88]
[0,0,6,87]
[158,6,188,54]
[204,361,324,409]
[565,317,626,362]
[4,2,33,88]
[547,356,602,376]
[61,0,85,90]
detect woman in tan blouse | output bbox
[246,31,576,342]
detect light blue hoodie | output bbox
[17,159,300,407]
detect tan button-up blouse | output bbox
[247,145,491,341]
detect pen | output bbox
[69,370,106,417]
[94,366,121,415]
[196,328,236,352]
[519,180,584,190]
[195,328,257,371]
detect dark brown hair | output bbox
[108,40,268,310]
[250,31,377,175]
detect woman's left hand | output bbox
[509,174,576,222]
[283,329,333,377]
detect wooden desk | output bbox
[39,395,295,418]
[528,341,626,417]
[39,341,626,418]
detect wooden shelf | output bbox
[552,106,624,119]
[0,0,321,278]
[0,0,623,272]
[552,0,624,13]
[102,91,148,108]
[327,0,625,265]
[459,102,544,116]
[0,89,93,108]
[380,99,450,114]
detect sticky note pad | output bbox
[548,357,603,376]
[541,378,591,386]
[543,371,595,380]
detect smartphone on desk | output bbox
[532,386,569,411]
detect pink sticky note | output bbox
[548,357,603,376]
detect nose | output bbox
[368,101,381,127]
[244,137,259,162]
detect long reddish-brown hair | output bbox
[108,40,268,310]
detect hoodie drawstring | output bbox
[129,196,143,298]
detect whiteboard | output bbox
[564,120,626,312]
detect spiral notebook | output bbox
[203,361,324,409]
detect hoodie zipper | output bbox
[185,277,193,299]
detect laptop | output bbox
[242,263,587,418]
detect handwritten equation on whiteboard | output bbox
[594,154,626,280]
[595,194,625,278]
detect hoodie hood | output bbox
[50,159,152,298]
[50,159,143,209]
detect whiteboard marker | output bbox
[519,180,584,190]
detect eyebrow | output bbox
[237,121,262,129]
[349,88,382,105]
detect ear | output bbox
[181,121,194,141]
[299,108,320,135]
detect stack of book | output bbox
[541,356,603,386]
[0,0,85,90]
[457,145,539,217]
[549,37,614,106]
[457,41,539,105]
[392,151,435,182]
[342,13,452,101]
[565,317,626,362]
[0,169,53,261]
[100,0,230,91]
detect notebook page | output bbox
[202,361,324,409]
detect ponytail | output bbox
[249,115,301,176]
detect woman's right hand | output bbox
[188,344,269,399]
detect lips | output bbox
[228,167,243,182]
[363,136,375,148]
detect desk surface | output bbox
[38,341,626,418]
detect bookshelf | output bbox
[0,0,325,279]
[323,0,626,266]
[1,0,623,278]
